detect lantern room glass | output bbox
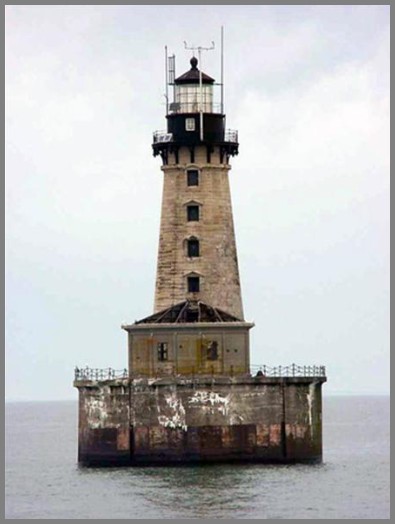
[175,84,213,113]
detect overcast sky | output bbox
[6,5,389,400]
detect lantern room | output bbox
[171,57,215,114]
[152,50,239,162]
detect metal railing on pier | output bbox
[74,364,326,382]
[74,367,128,381]
[250,364,326,378]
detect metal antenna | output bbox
[165,51,176,115]
[165,46,168,114]
[221,26,224,115]
[184,40,215,141]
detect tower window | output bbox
[187,169,199,186]
[188,276,200,293]
[187,239,200,257]
[187,205,199,221]
[157,342,168,362]
[185,118,195,131]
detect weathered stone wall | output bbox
[77,380,130,466]
[75,376,325,466]
[154,145,244,319]
[284,381,323,460]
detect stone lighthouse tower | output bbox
[153,55,243,319]
[73,45,326,467]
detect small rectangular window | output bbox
[187,170,199,186]
[207,341,219,361]
[157,342,168,361]
[187,205,199,221]
[188,276,200,293]
[185,118,195,131]
[187,239,200,257]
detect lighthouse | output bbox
[73,42,326,467]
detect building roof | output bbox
[175,57,215,85]
[134,300,241,324]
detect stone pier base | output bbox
[74,376,326,466]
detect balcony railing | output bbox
[153,131,173,144]
[74,364,326,382]
[152,129,238,145]
[224,129,238,143]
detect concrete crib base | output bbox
[75,376,325,467]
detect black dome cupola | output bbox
[174,57,215,85]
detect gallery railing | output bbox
[74,364,326,381]
[152,129,238,144]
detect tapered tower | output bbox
[153,55,243,319]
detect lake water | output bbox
[5,396,390,519]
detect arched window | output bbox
[187,238,200,257]
[183,199,202,222]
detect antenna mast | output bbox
[165,46,168,114]
[165,50,176,115]
[221,26,224,114]
[184,40,215,141]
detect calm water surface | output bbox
[5,396,390,519]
